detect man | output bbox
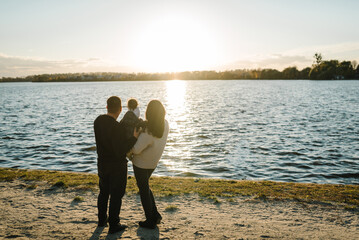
[94,96,139,234]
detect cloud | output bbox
[218,42,359,71]
[2,41,359,77]
[0,54,135,77]
[284,42,359,57]
[218,54,312,71]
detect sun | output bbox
[132,14,219,72]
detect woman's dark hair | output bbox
[145,100,166,138]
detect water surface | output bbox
[0,80,358,184]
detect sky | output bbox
[1,0,359,77]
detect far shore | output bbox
[1,167,358,239]
[2,58,359,82]
[1,79,359,83]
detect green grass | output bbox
[1,167,359,209]
[53,180,67,188]
[0,168,98,190]
[208,196,221,204]
[73,196,84,202]
[26,183,38,189]
[165,205,179,212]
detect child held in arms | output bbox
[120,98,143,159]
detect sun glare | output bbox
[165,80,186,113]
[163,80,189,170]
[133,15,219,72]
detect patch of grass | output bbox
[73,196,84,202]
[344,205,357,211]
[208,196,221,204]
[0,168,98,190]
[0,168,22,181]
[255,193,268,200]
[165,205,179,212]
[26,183,37,189]
[1,167,359,208]
[53,180,67,188]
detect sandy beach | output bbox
[1,178,358,240]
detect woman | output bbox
[131,100,169,229]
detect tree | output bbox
[338,61,355,79]
[260,69,281,79]
[299,67,311,79]
[282,67,299,79]
[309,60,339,80]
[313,53,323,66]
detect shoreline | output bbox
[1,168,358,239]
[1,167,359,208]
[1,79,359,83]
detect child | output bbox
[120,98,143,159]
[120,98,142,137]
[128,98,140,118]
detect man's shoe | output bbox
[139,220,156,229]
[98,217,108,227]
[108,224,127,234]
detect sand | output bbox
[0,180,358,240]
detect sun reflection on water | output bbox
[165,80,187,127]
[165,80,186,114]
[163,80,191,173]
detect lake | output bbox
[0,80,358,184]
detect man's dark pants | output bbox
[97,162,127,226]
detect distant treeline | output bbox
[1,54,358,82]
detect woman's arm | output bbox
[132,133,152,155]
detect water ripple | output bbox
[0,80,359,184]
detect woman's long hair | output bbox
[145,100,166,138]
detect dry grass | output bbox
[165,205,179,212]
[73,196,84,202]
[1,167,358,208]
[0,168,98,190]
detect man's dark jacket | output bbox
[94,114,137,173]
